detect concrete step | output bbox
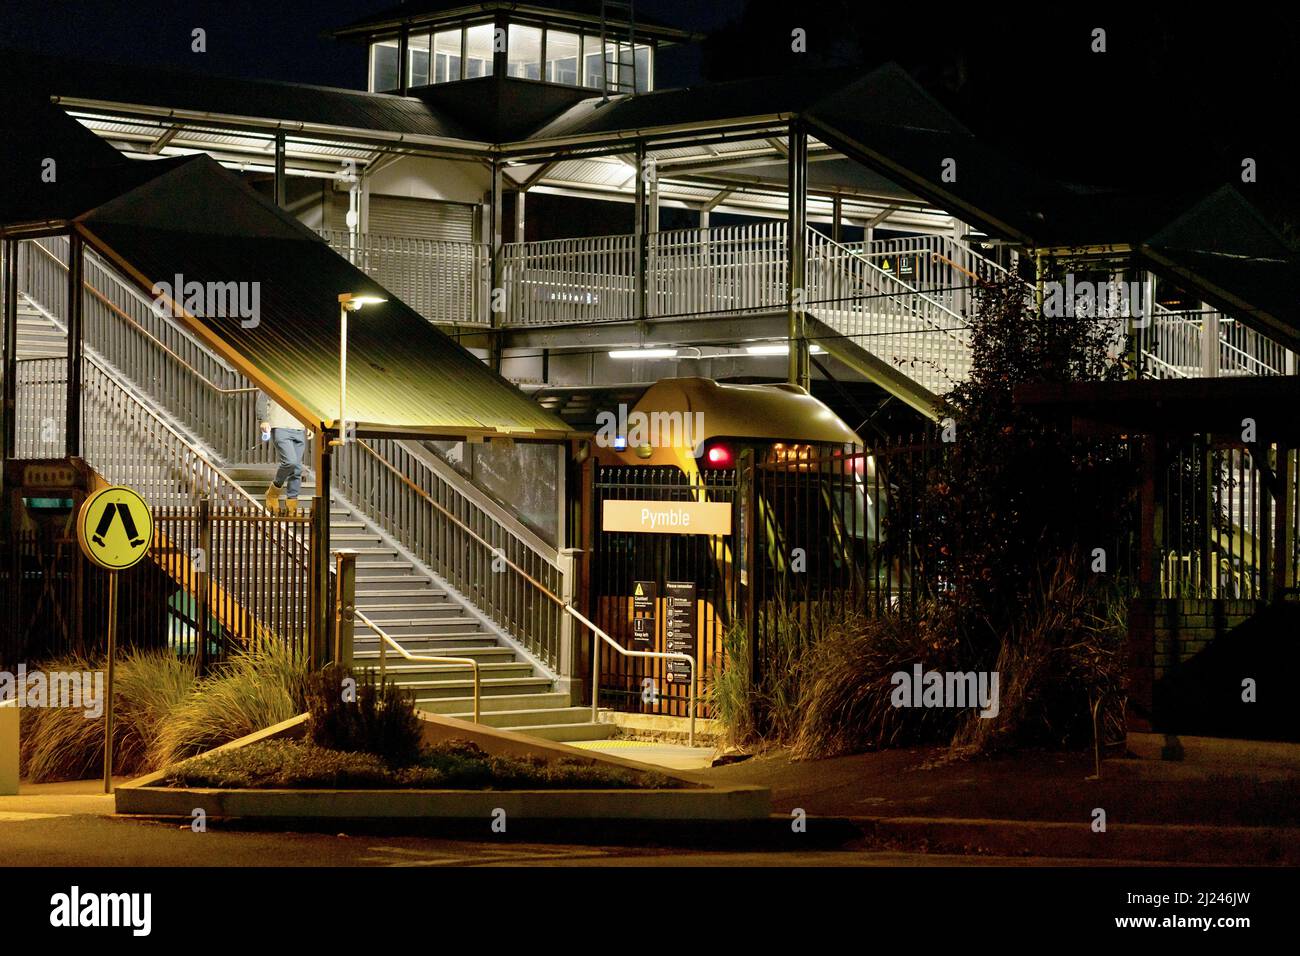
[354,580,444,594]
[443,706,598,729]
[507,722,617,742]
[379,660,534,681]
[354,559,416,574]
[354,631,500,650]
[353,645,514,664]
[418,691,571,716]
[358,618,483,637]
[403,675,554,701]
[354,598,467,613]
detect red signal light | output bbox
[704,443,734,468]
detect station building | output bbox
[1,1,1296,741]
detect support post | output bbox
[196,496,211,675]
[831,193,843,243]
[64,231,83,457]
[274,131,287,208]
[334,549,357,667]
[557,546,580,703]
[1201,302,1219,377]
[786,121,809,389]
[489,161,504,369]
[1276,443,1296,598]
[2,239,18,461]
[309,437,333,668]
[634,141,647,321]
[1138,437,1162,599]
[514,188,526,244]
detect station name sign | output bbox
[602,500,732,536]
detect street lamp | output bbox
[335,292,387,445]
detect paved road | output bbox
[0,810,1132,867]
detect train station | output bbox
[1,1,1298,885]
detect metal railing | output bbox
[333,437,565,669]
[14,355,257,508]
[563,602,695,746]
[319,230,490,327]
[648,221,787,318]
[333,440,695,741]
[1138,304,1292,380]
[502,233,637,326]
[361,609,481,723]
[805,231,973,395]
[22,237,262,464]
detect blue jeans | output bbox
[272,428,306,498]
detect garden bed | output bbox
[163,738,682,791]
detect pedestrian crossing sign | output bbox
[77,486,153,571]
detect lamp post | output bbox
[335,292,386,445]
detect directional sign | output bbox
[77,486,153,571]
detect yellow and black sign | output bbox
[77,485,153,571]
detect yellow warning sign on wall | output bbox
[77,486,153,571]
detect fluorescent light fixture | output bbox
[744,343,824,356]
[609,348,678,360]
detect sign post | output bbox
[76,485,153,794]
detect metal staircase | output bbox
[12,239,612,743]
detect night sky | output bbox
[3,1,1296,238]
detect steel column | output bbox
[64,232,84,457]
[273,131,287,207]
[2,239,18,461]
[786,121,809,389]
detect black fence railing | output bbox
[0,502,313,670]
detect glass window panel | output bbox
[634,44,652,92]
[545,29,580,85]
[582,35,602,88]
[408,33,431,87]
[433,28,462,83]
[507,24,542,79]
[465,22,495,78]
[370,38,400,92]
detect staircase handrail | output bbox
[362,610,481,723]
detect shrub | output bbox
[20,651,198,783]
[791,604,966,759]
[950,556,1128,756]
[304,665,423,767]
[148,639,309,768]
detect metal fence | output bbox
[320,230,490,327]
[21,237,263,465]
[1156,436,1299,600]
[332,438,564,669]
[502,233,638,326]
[0,502,313,669]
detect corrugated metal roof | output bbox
[73,156,569,440]
[9,51,478,142]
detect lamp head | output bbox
[339,292,387,312]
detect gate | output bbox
[588,464,739,717]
